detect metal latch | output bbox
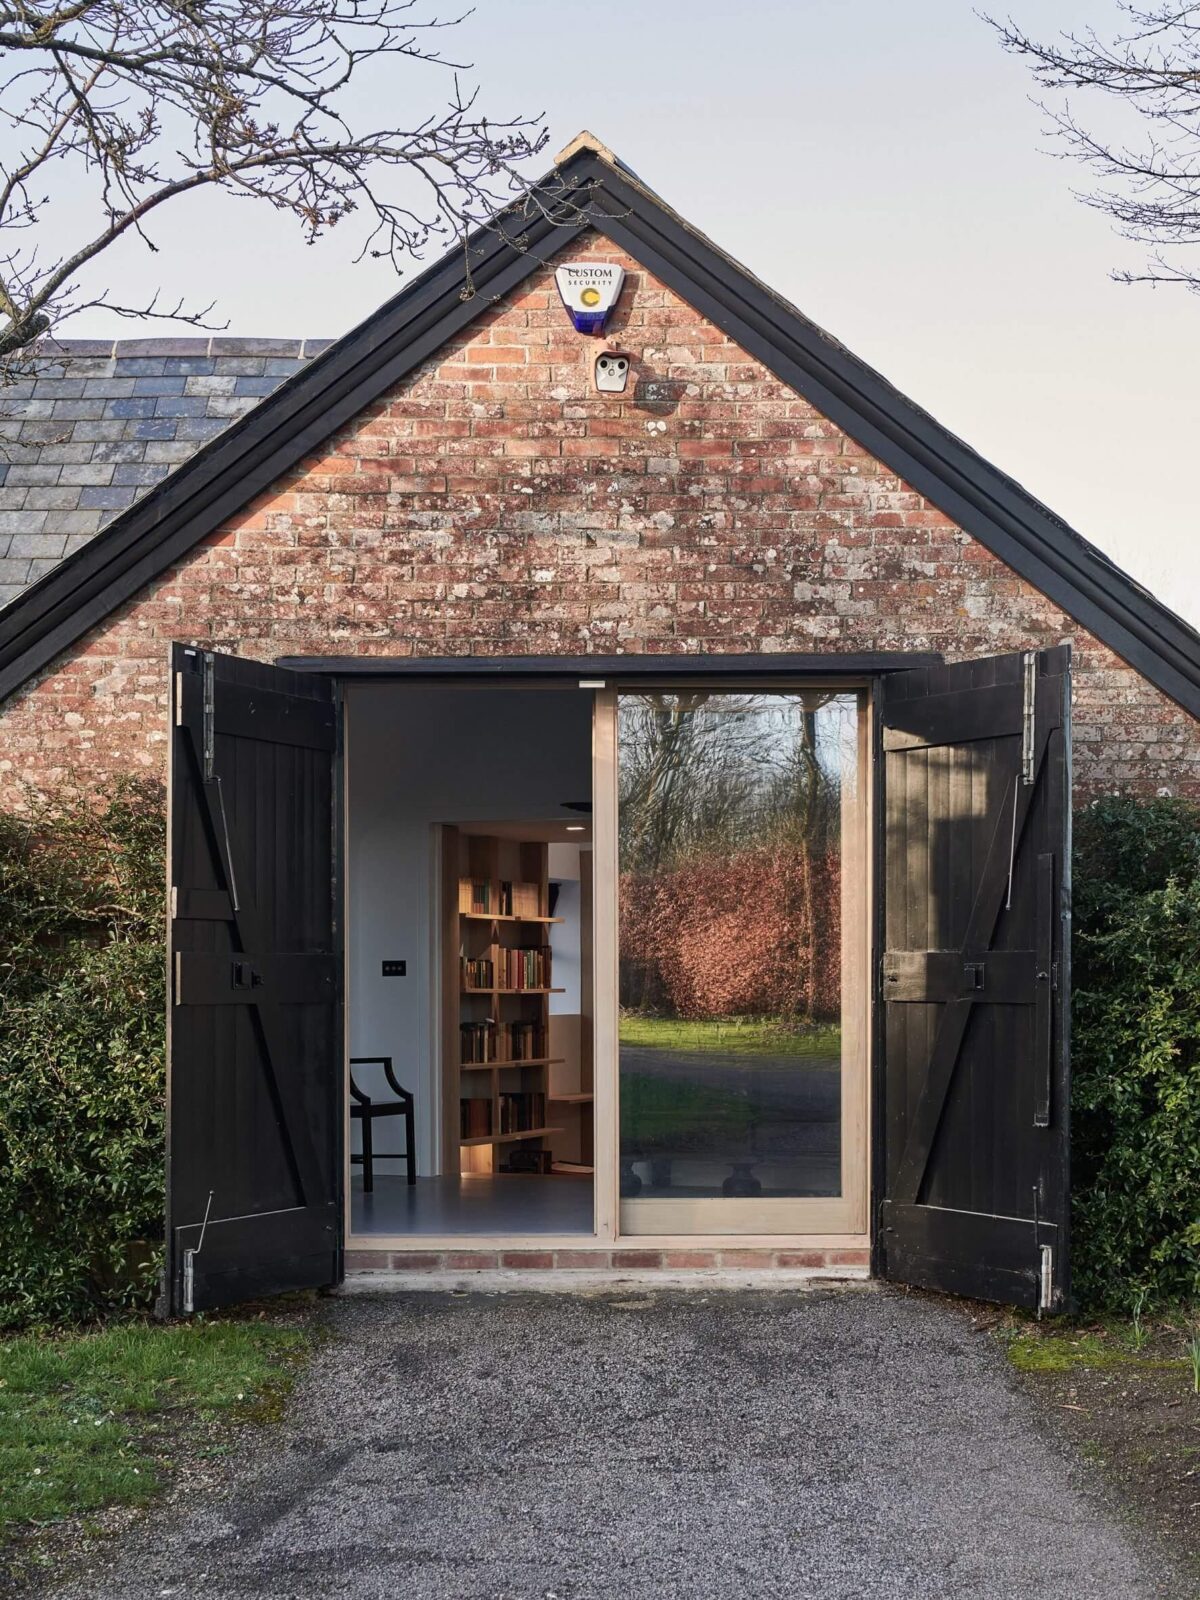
[963,961,986,992]
[181,1189,214,1315]
[1038,1245,1054,1314]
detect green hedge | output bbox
[0,783,166,1330]
[1071,795,1200,1309]
[1,783,1197,1326]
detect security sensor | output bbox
[593,347,632,394]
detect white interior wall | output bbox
[346,684,592,1175]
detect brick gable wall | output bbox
[0,232,1196,802]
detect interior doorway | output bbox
[344,683,595,1239]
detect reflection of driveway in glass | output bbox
[620,1044,841,1197]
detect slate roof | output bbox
[0,337,330,605]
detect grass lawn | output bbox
[619,1013,840,1059]
[0,1314,312,1546]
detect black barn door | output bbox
[166,645,342,1314]
[878,647,1071,1310]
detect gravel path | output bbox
[45,1286,1181,1600]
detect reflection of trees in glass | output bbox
[618,694,851,1025]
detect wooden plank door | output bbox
[165,645,342,1314]
[878,647,1071,1310]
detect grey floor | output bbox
[44,1289,1185,1600]
[351,1172,594,1235]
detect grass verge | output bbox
[0,1307,314,1579]
[995,1308,1200,1584]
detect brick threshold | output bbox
[338,1265,874,1295]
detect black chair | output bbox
[349,1057,416,1193]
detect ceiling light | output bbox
[565,824,585,832]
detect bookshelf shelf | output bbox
[460,1125,564,1148]
[460,913,564,925]
[460,1057,564,1072]
[548,1092,594,1104]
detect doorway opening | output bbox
[344,684,595,1240]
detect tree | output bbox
[989,4,1200,290]
[0,0,577,375]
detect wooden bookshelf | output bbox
[442,829,565,1177]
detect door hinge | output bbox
[202,650,216,782]
[1021,651,1037,785]
[1038,1244,1054,1315]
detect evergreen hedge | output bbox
[1070,794,1200,1308]
[0,783,1197,1326]
[0,782,165,1330]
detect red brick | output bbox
[500,1251,555,1269]
[664,1251,718,1268]
[554,1249,612,1268]
[717,1249,777,1268]
[387,1252,441,1270]
[443,1252,500,1270]
[775,1250,829,1269]
[611,1250,664,1268]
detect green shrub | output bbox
[1071,795,1200,1309]
[0,782,166,1330]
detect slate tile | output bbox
[112,357,167,377]
[301,339,336,357]
[184,375,237,396]
[129,420,177,440]
[163,357,219,376]
[43,510,104,534]
[17,420,71,442]
[143,440,203,462]
[173,418,226,440]
[206,396,261,419]
[32,378,87,400]
[6,527,58,552]
[232,376,283,397]
[153,396,209,418]
[64,532,99,553]
[89,441,148,463]
[70,420,127,441]
[79,379,137,399]
[112,463,170,486]
[0,558,29,582]
[0,583,25,604]
[0,487,28,509]
[77,485,138,510]
[38,339,114,357]
[108,397,158,418]
[26,555,67,578]
[26,487,86,511]
[5,465,62,486]
[211,357,265,376]
[132,377,186,397]
[263,358,306,376]
[57,464,115,487]
[51,399,108,421]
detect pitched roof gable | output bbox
[2,133,1199,720]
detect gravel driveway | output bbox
[45,1286,1182,1600]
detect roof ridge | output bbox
[28,336,335,359]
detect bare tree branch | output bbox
[0,0,591,379]
[986,4,1200,290]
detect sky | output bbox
[54,0,1200,627]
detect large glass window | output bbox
[617,690,864,1234]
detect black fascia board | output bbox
[275,651,942,679]
[1,144,1199,723]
